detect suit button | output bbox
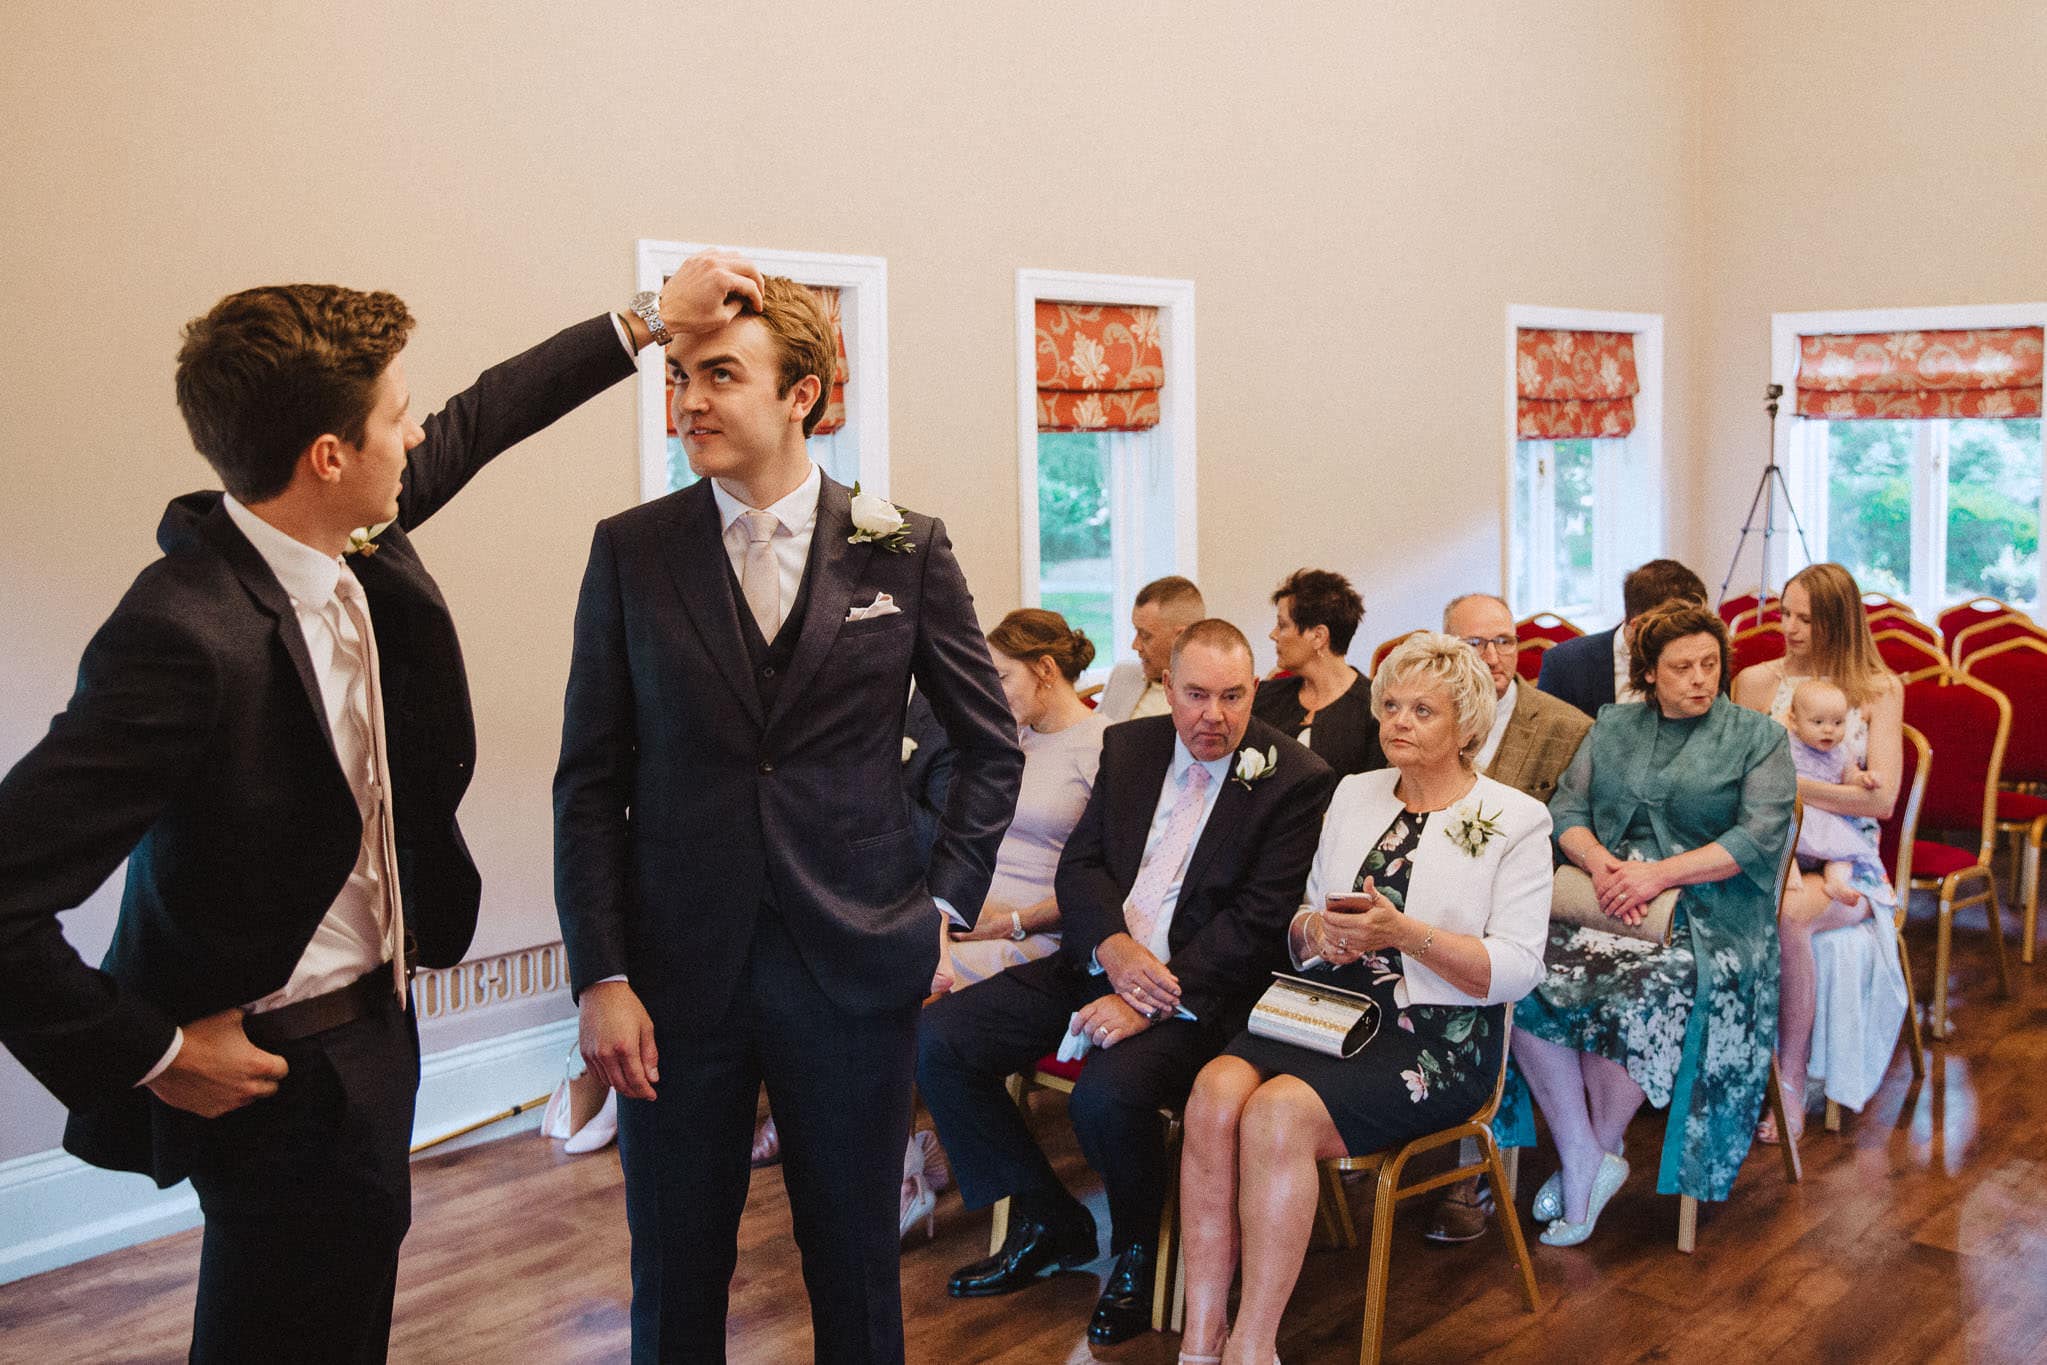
[761,664,777,678]
[759,760,775,775]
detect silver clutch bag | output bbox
[1551,864,1678,947]
[1246,973,1383,1059]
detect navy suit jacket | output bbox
[552,474,1023,1026]
[1536,626,1620,719]
[0,316,635,1182]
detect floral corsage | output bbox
[346,520,393,557]
[848,484,915,553]
[1443,802,1504,858]
[1233,744,1279,790]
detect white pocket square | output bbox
[845,592,902,622]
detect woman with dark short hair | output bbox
[1254,568,1386,777]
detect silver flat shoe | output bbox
[1533,1137,1620,1221]
[1539,1152,1629,1248]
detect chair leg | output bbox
[1357,1155,1407,1365]
[1824,1099,1842,1133]
[1151,1164,1179,1333]
[1932,887,1955,1040]
[1503,1145,1520,1202]
[1321,1161,1361,1252]
[1766,1058,1803,1184]
[1478,1132,1540,1313]
[2022,832,2041,965]
[1677,1195,1698,1254]
[1985,871,2012,998]
[1895,923,1927,1077]
[988,1196,1009,1257]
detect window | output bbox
[634,241,888,502]
[1505,308,1665,628]
[1017,270,1196,669]
[1775,308,2046,617]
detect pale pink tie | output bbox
[1124,762,1213,950]
[739,510,781,639]
[335,581,409,1008]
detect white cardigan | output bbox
[1294,768,1552,1008]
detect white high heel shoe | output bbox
[1539,1153,1629,1248]
[1533,1137,1622,1221]
[899,1169,937,1244]
[562,1089,618,1154]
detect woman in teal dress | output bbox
[1504,601,1795,1245]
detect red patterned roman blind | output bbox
[664,282,850,438]
[1515,329,1639,440]
[1795,327,2043,420]
[1035,301,1164,432]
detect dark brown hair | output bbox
[1622,558,1709,621]
[1273,568,1365,653]
[175,284,415,502]
[754,276,838,437]
[1628,601,1731,698]
[988,608,1096,682]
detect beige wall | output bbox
[1682,0,2047,580]
[0,0,1704,1160]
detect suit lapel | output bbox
[1179,764,1248,904]
[1488,680,1536,789]
[196,502,336,753]
[1113,722,1180,884]
[664,483,765,729]
[767,477,871,730]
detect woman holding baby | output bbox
[1732,562,1910,1139]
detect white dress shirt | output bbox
[710,464,821,637]
[1124,739,1233,961]
[1611,625,1643,705]
[143,497,399,1084]
[1475,676,1519,772]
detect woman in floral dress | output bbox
[1174,634,1554,1365]
[1505,601,1795,1245]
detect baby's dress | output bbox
[1789,737,1882,865]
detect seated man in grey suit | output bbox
[1096,575,1204,721]
[1424,591,1595,1244]
[1535,559,1708,717]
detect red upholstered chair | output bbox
[1719,590,1774,626]
[1731,605,1784,634]
[1078,684,1102,708]
[1950,614,2047,668]
[1871,630,1948,677]
[1863,592,1913,615]
[1936,596,2019,644]
[1515,613,1583,646]
[1962,638,2047,963]
[989,1057,1184,1334]
[1868,611,1940,648]
[1369,629,1426,676]
[1731,626,1787,677]
[1516,637,1554,681]
[1899,669,2014,1037]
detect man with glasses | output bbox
[1422,592,1593,1244]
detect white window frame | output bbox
[1772,302,2047,617]
[1502,305,1665,628]
[635,241,889,503]
[1016,270,1197,663]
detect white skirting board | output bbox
[0,1016,577,1285]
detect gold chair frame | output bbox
[1961,638,2047,964]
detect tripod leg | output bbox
[1767,465,1816,565]
[1719,464,1775,602]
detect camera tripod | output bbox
[1718,382,1814,607]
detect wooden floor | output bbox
[5,915,2045,1364]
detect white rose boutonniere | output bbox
[346,520,393,558]
[847,483,914,553]
[902,735,920,764]
[1444,802,1505,858]
[1233,744,1279,791]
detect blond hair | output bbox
[1369,631,1498,769]
[1786,563,1889,709]
[754,276,838,437]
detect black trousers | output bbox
[916,954,1228,1252]
[182,990,418,1365]
[616,905,920,1365]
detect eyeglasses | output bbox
[1460,635,1517,655]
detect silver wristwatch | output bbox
[629,290,673,347]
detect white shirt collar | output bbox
[711,463,822,538]
[1170,735,1235,786]
[222,494,344,607]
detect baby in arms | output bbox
[1784,678,1881,910]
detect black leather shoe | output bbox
[946,1206,1098,1298]
[1086,1241,1156,1346]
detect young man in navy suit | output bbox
[0,253,757,1362]
[554,271,1023,1364]
[1536,558,1709,717]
